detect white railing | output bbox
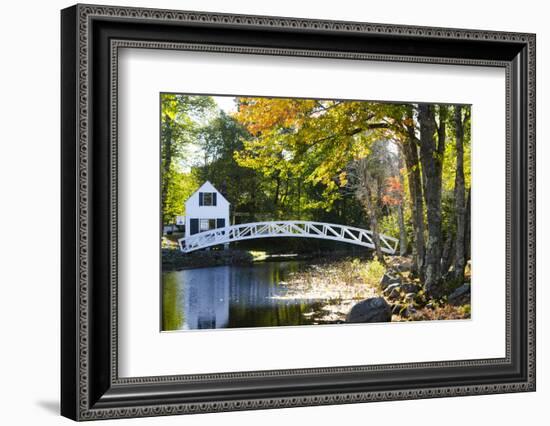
[178,221,399,254]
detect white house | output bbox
[185,181,230,238]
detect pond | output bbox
[162,261,329,331]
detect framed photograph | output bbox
[61,4,536,421]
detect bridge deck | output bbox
[178,221,398,254]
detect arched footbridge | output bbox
[178,221,398,254]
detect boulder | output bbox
[346,297,392,323]
[448,283,471,306]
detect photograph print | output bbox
[161,93,472,331]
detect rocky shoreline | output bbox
[162,248,255,271]
[274,255,471,324]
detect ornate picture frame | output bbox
[61,4,535,421]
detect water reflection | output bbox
[163,261,320,330]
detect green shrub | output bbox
[378,214,400,239]
[358,258,386,287]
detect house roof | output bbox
[185,180,230,205]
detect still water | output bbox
[162,261,323,330]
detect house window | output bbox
[199,192,217,206]
[199,219,216,232]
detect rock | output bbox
[346,297,392,323]
[400,283,420,294]
[391,303,404,315]
[394,259,413,272]
[404,292,416,303]
[387,256,414,272]
[391,303,417,318]
[384,283,402,300]
[379,272,401,290]
[383,282,420,301]
[448,283,471,306]
[400,305,417,318]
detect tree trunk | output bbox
[353,158,385,264]
[395,147,408,256]
[453,105,467,283]
[402,110,425,276]
[397,204,407,256]
[281,176,290,206]
[465,188,471,261]
[297,178,302,217]
[364,183,384,263]
[273,173,281,206]
[161,115,174,224]
[418,104,446,295]
[441,233,454,277]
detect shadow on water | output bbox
[162,261,324,331]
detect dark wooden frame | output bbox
[61,3,536,421]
